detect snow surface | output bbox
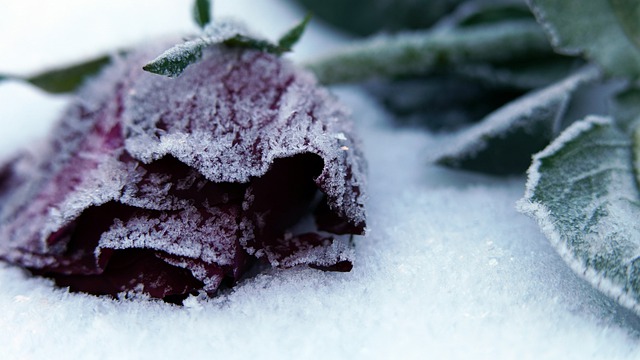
[2,0,640,359]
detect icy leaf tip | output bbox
[142,41,205,77]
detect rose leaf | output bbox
[192,0,211,29]
[518,115,640,316]
[433,66,599,175]
[528,0,640,77]
[0,54,113,94]
[305,20,554,85]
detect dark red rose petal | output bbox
[34,249,205,300]
[0,40,367,301]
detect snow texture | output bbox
[2,0,640,358]
[0,34,366,299]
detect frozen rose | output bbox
[0,42,366,302]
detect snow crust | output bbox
[2,0,640,358]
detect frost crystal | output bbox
[0,42,366,302]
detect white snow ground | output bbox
[1,1,640,359]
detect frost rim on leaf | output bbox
[517,116,640,315]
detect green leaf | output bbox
[143,20,249,77]
[454,56,582,90]
[223,14,311,55]
[276,13,311,53]
[222,35,281,54]
[518,116,640,316]
[366,74,526,131]
[0,55,112,94]
[292,0,465,36]
[612,87,640,133]
[305,20,555,85]
[435,0,533,29]
[192,0,211,28]
[528,0,640,77]
[144,16,311,77]
[142,39,207,77]
[434,66,599,174]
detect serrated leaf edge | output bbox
[517,115,640,315]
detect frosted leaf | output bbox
[143,20,252,77]
[528,0,640,77]
[365,74,526,131]
[0,54,114,94]
[305,20,553,84]
[432,0,531,30]
[0,37,366,302]
[453,57,581,90]
[518,116,640,315]
[143,15,311,78]
[433,66,599,174]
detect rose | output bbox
[0,42,366,302]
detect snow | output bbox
[1,0,640,358]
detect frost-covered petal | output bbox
[124,47,366,231]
